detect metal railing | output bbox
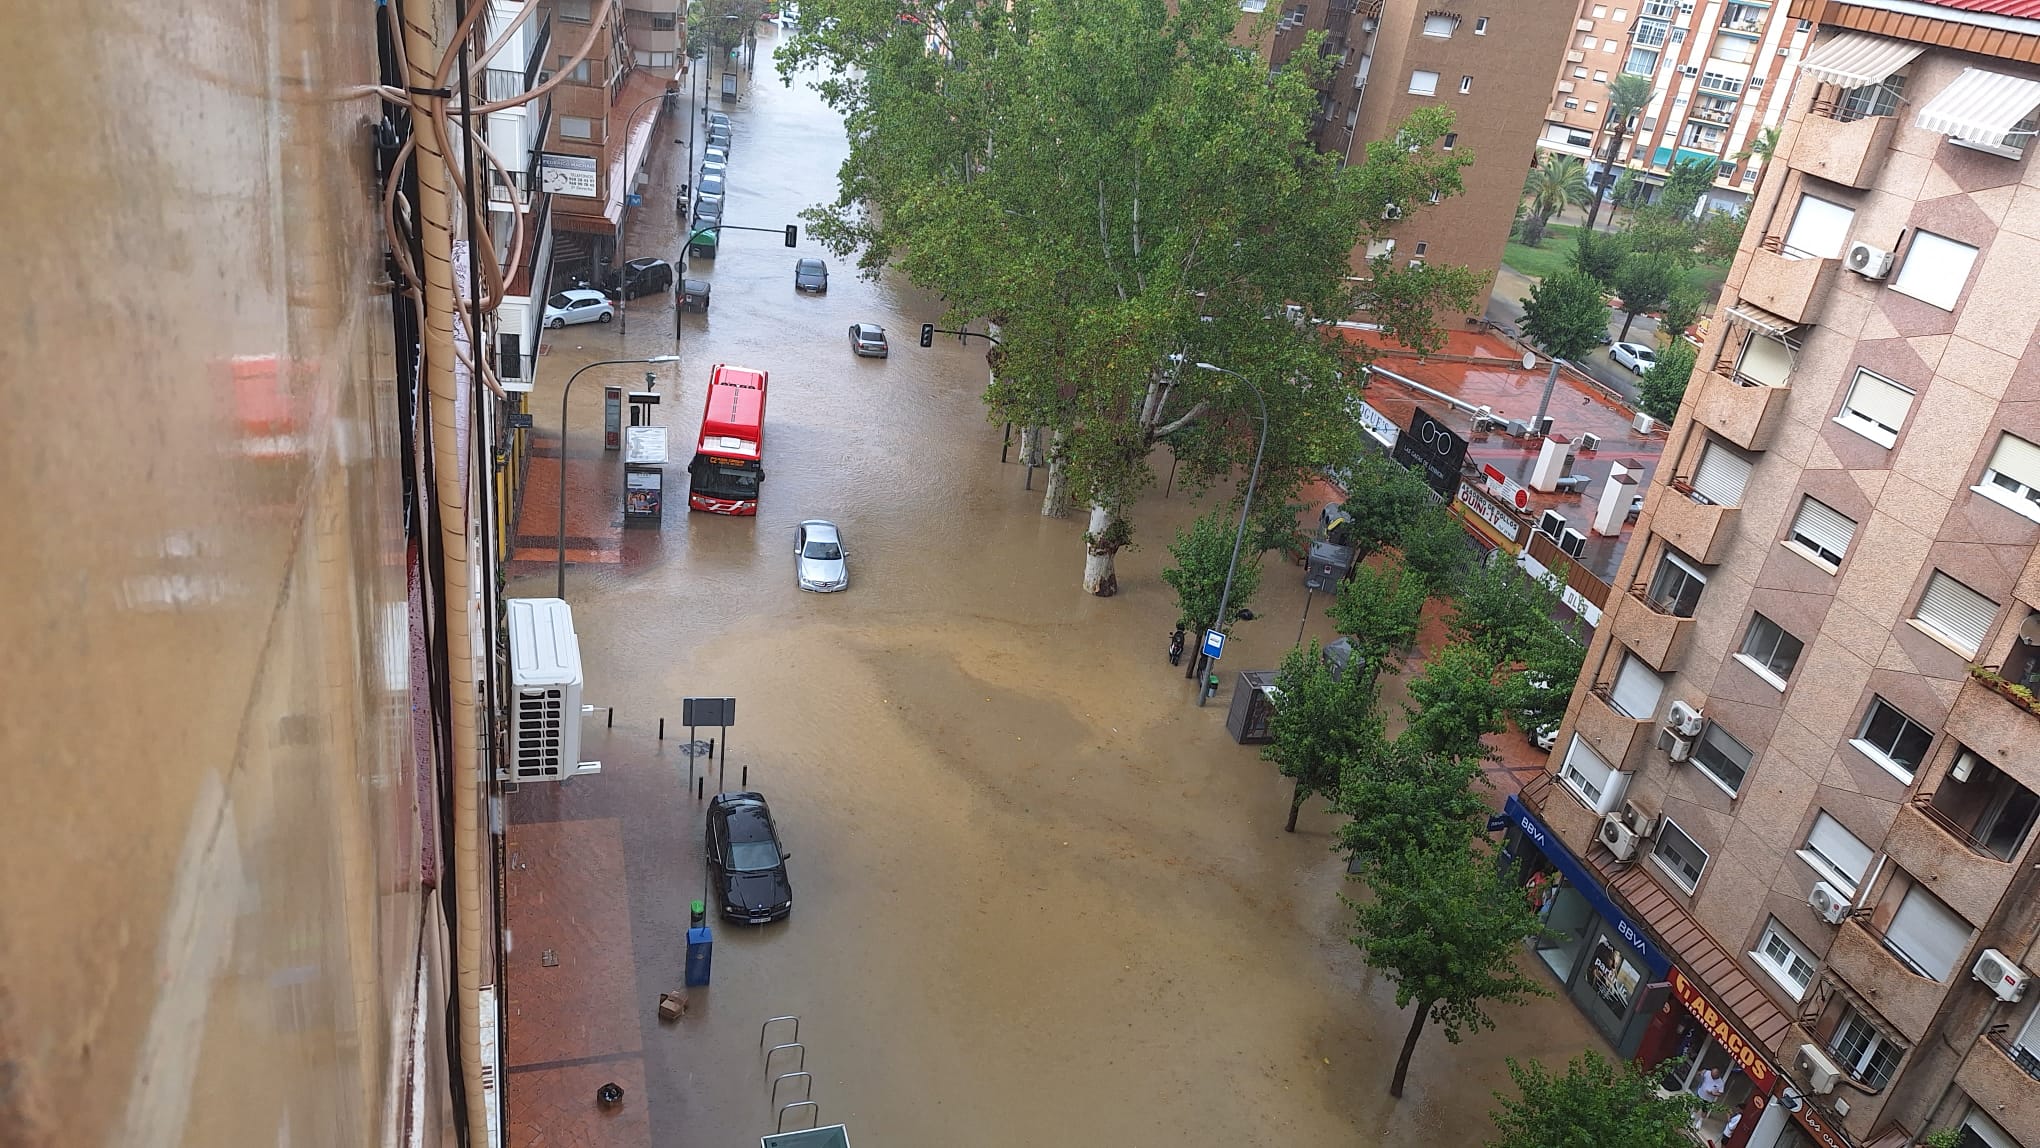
[1911,791,1994,856]
[1985,1027,2040,1082]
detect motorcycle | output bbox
[1167,627,1185,666]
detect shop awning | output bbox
[1915,67,2040,149]
[1797,31,1924,90]
[1723,301,1804,346]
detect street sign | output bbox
[626,192,643,207]
[1202,629,1226,660]
[682,697,735,726]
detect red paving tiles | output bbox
[507,1060,650,1148]
[504,818,643,1068]
[511,441,625,567]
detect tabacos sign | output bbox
[1670,968,1776,1090]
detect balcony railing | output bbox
[1987,1027,2040,1081]
[1912,791,1992,855]
[524,10,552,90]
[1690,105,1736,126]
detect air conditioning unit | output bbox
[1601,812,1643,860]
[1846,241,1895,279]
[1621,799,1658,837]
[1795,1043,1843,1094]
[1558,527,1588,558]
[1538,510,1567,538]
[1951,748,1982,783]
[1665,732,1694,761]
[506,598,592,783]
[1536,415,1556,437]
[1633,411,1656,435]
[1506,419,1530,437]
[1973,948,2032,1001]
[1809,880,1852,924]
[1579,432,1602,451]
[1666,699,1704,737]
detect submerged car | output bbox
[794,257,828,293]
[848,323,889,357]
[610,257,673,299]
[794,519,848,592]
[705,791,792,924]
[1611,341,1658,375]
[542,289,614,328]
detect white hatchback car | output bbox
[543,289,614,328]
[1611,341,1658,375]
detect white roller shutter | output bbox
[1790,498,1856,564]
[1736,334,1793,387]
[1885,886,1971,981]
[1784,195,1855,260]
[1916,572,1998,655]
[1805,813,1872,890]
[1987,433,2040,488]
[1690,442,1752,507]
[1611,654,1665,720]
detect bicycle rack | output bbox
[759,1015,800,1049]
[776,1101,820,1133]
[764,1042,806,1076]
[771,1071,813,1108]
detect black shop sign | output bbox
[1392,405,1469,498]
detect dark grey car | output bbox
[794,257,828,293]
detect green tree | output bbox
[1161,508,1263,635]
[1581,74,1655,232]
[1637,337,1698,422]
[1326,557,1429,681]
[1333,450,1443,562]
[1567,228,1628,287]
[1349,839,1550,1097]
[1659,286,1706,341]
[1699,208,1747,264]
[1519,155,1589,246]
[1613,253,1680,341]
[1655,157,1718,219]
[1488,1051,1703,1148]
[782,1,1480,596]
[690,0,767,64]
[1397,504,1476,599]
[1265,641,1381,832]
[1449,559,1576,665]
[1519,269,1611,362]
[1336,735,1489,865]
[1401,642,1508,764]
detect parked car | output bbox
[794,519,848,592]
[707,124,732,151]
[696,173,726,200]
[702,145,730,169]
[699,159,728,184]
[848,323,889,357]
[705,791,793,924]
[794,257,829,293]
[542,289,614,328]
[708,111,731,129]
[1611,341,1658,375]
[610,257,673,299]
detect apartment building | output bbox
[1513,2,2040,1145]
[1538,0,1810,213]
[1252,0,1576,321]
[483,0,560,390]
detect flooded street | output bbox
[503,30,1600,1147]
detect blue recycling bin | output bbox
[685,924,714,986]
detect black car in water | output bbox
[705,791,792,924]
[608,257,674,299]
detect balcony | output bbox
[1793,105,1899,189]
[1614,586,1697,671]
[1880,799,2019,926]
[1648,482,1740,564]
[1689,105,1736,126]
[1740,241,1837,326]
[1822,919,1947,1043]
[1693,363,1789,452]
[1575,687,1659,769]
[1949,672,2040,787]
[1955,1031,2040,1148]
[1718,3,1769,35]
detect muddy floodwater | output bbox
[501,27,1601,1147]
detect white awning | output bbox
[1797,31,1924,90]
[1915,67,2040,149]
[1724,301,1804,345]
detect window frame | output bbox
[559,114,596,141]
[1609,652,1666,720]
[1852,696,1934,784]
[1474,16,1489,33]
[1834,368,1914,448]
[1625,46,1660,75]
[1692,721,1755,795]
[1912,570,1998,658]
[1422,12,1457,37]
[1646,547,1707,617]
[1735,613,1805,691]
[1974,431,2040,523]
[1560,735,1626,813]
[1651,817,1710,893]
[1459,74,1474,94]
[1829,1007,1905,1089]
[1799,812,1872,896]
[1785,495,1855,571]
[1409,69,1441,96]
[1882,881,1972,981]
[1782,193,1856,260]
[558,0,592,20]
[1750,918,1817,999]
[1890,229,1979,311]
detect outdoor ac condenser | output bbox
[506,597,593,783]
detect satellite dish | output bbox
[1521,351,1538,371]
[2020,612,2040,645]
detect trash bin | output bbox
[1225,671,1280,744]
[680,278,711,313]
[1323,637,1364,684]
[1305,540,1356,591]
[685,921,713,986]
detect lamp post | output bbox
[614,86,678,337]
[557,355,681,597]
[1186,359,1268,707]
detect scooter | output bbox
[1167,627,1185,666]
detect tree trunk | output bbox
[1619,309,1639,342]
[1286,778,1306,832]
[1017,425,1041,468]
[1388,1001,1432,1098]
[1082,503,1120,596]
[1583,121,1629,233]
[1041,429,1073,517]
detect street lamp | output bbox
[557,355,681,597]
[1184,359,1268,707]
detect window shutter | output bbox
[1690,442,1752,506]
[1885,887,1970,981]
[1989,433,2040,488]
[1611,655,1666,719]
[1791,497,1856,559]
[1917,571,1998,654]
[1737,334,1793,386]
[1784,194,1855,259]
[1807,813,1872,885]
[1846,371,1915,430]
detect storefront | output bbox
[1633,967,1784,1148]
[1500,794,1671,1054]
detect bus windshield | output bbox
[690,456,759,498]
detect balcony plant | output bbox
[1971,665,2040,715]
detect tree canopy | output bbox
[1162,508,1263,634]
[1638,337,1698,423]
[1519,269,1610,362]
[1265,640,1381,832]
[1487,1051,1703,1148]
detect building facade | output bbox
[1253,0,1577,321]
[1526,1,2040,1144]
[1538,0,1810,214]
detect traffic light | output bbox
[919,323,934,348]
[783,224,798,247]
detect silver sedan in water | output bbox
[795,520,849,592]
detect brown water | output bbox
[504,28,1603,1147]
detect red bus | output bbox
[688,363,768,514]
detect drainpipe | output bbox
[399,3,491,1146]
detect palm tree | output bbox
[1583,74,1654,232]
[1520,154,1589,244]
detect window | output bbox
[1892,230,1978,311]
[1751,919,1817,998]
[1625,47,1659,75]
[1594,69,1609,82]
[1474,16,1489,33]
[1564,98,1581,110]
[1581,35,1599,49]
[1743,167,1759,183]
[1915,571,1998,657]
[1732,331,1792,387]
[1585,101,1600,114]
[560,115,595,140]
[1460,75,1474,94]
[1782,193,1855,259]
[635,50,676,67]
[1423,13,1458,36]
[1693,722,1755,794]
[1711,36,1756,64]
[1853,696,1934,783]
[1976,433,2040,521]
[1801,812,1872,894]
[1409,70,1440,96]
[1239,0,1268,11]
[1610,652,1666,719]
[1837,73,1906,121]
[1786,496,1856,570]
[1829,1007,1905,1088]
[1959,1109,2019,1148]
[1835,368,1913,448]
[1442,132,1458,149]
[1647,548,1706,617]
[559,55,593,84]
[1884,883,1971,980]
[1560,735,1626,813]
[1593,4,1608,14]
[1413,240,1429,255]
[559,0,592,19]
[1574,66,1591,79]
[1613,7,1628,18]
[1737,614,1804,689]
[650,12,677,29]
[1690,440,1751,507]
[1718,162,1738,179]
[1652,819,1709,892]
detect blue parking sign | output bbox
[1202,629,1226,660]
